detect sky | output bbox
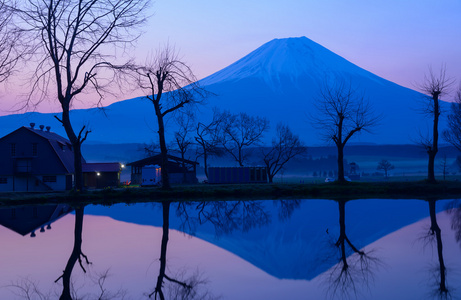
[0,0,460,115]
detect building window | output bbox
[43,176,57,183]
[11,143,16,156]
[32,143,38,156]
[16,159,32,173]
[0,178,7,184]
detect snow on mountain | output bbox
[0,36,446,145]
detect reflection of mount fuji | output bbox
[0,37,446,145]
[0,204,72,237]
[86,199,447,280]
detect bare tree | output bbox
[261,123,306,183]
[439,155,449,181]
[312,79,380,182]
[0,0,26,83]
[443,84,461,153]
[55,206,90,300]
[171,109,196,183]
[324,200,380,299]
[195,108,225,179]
[135,47,207,189]
[218,111,269,167]
[376,159,394,178]
[15,0,149,190]
[418,66,454,183]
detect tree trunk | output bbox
[154,201,171,300]
[337,201,348,270]
[428,200,447,293]
[268,174,274,183]
[60,207,85,300]
[337,143,346,182]
[428,94,440,183]
[61,105,84,190]
[203,150,209,179]
[428,150,436,183]
[156,112,170,189]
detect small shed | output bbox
[127,154,198,185]
[82,162,122,189]
[208,167,268,184]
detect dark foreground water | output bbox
[0,198,460,299]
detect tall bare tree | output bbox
[195,108,225,179]
[15,0,149,190]
[0,0,25,83]
[219,111,269,167]
[418,67,454,183]
[312,79,380,182]
[135,47,207,189]
[171,109,195,183]
[261,123,306,183]
[443,84,461,153]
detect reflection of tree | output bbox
[447,200,461,247]
[54,206,90,300]
[176,200,271,237]
[423,200,449,297]
[150,201,217,300]
[273,199,301,221]
[325,200,379,299]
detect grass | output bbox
[0,180,461,207]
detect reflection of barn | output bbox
[83,163,122,189]
[0,204,72,237]
[127,154,198,185]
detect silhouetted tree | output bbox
[171,109,196,183]
[439,155,449,180]
[150,201,218,300]
[55,206,90,300]
[218,111,269,167]
[418,67,454,183]
[135,46,207,189]
[15,0,149,190]
[376,159,394,178]
[0,0,25,83]
[312,79,380,183]
[261,123,306,183]
[195,108,225,179]
[324,200,380,299]
[443,85,461,153]
[422,200,449,297]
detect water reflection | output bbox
[176,200,271,237]
[55,206,89,300]
[324,200,381,299]
[0,204,72,237]
[447,200,461,247]
[151,200,218,300]
[425,199,449,298]
[0,199,460,299]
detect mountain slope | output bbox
[0,37,445,145]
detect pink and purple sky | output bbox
[1,0,460,115]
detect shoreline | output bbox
[0,181,460,207]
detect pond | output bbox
[0,198,460,299]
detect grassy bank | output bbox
[0,181,460,207]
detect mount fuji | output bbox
[0,37,444,145]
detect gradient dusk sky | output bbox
[0,0,460,114]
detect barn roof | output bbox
[127,154,199,167]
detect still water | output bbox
[0,198,460,299]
